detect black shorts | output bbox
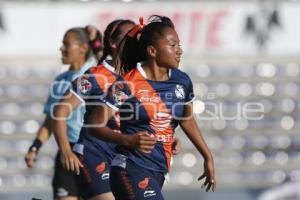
[52,149,79,199]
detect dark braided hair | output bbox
[118,15,175,73]
[100,19,135,63]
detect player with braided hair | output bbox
[87,15,216,200]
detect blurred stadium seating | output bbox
[1,0,300,199]
[0,60,299,195]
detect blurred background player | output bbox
[87,15,216,200]
[24,26,103,200]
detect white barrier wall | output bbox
[0,1,299,57]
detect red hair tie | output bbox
[128,16,145,38]
[92,40,102,49]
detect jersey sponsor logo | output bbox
[96,162,106,174]
[144,189,156,198]
[138,177,149,189]
[78,75,92,94]
[150,112,172,132]
[175,84,185,100]
[138,90,160,103]
[151,133,173,143]
[56,187,69,197]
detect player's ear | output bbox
[81,43,89,54]
[147,45,156,58]
[109,38,117,49]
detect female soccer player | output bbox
[53,19,135,200]
[87,15,216,200]
[54,19,181,200]
[25,27,102,200]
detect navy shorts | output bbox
[73,143,111,199]
[110,154,165,200]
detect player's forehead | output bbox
[63,31,80,43]
[155,27,179,43]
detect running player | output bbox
[53,19,182,200]
[24,27,102,200]
[87,15,216,200]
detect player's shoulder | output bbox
[171,68,192,82]
[80,64,108,80]
[54,70,72,81]
[122,68,139,81]
[86,64,104,74]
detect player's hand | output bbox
[198,158,216,192]
[60,149,83,175]
[25,150,38,168]
[126,131,156,154]
[171,137,181,155]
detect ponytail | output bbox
[118,15,175,74]
[86,27,103,60]
[117,17,145,73]
[100,19,135,64]
[100,19,123,63]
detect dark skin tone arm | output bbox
[178,102,216,192]
[171,137,181,155]
[54,91,156,175]
[54,89,180,174]
[88,104,157,154]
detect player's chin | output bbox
[172,62,180,69]
[61,58,69,64]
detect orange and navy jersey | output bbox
[70,60,120,159]
[71,60,118,128]
[104,64,195,173]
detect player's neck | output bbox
[142,61,169,81]
[69,59,85,71]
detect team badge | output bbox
[78,75,92,94]
[114,91,128,105]
[175,84,185,99]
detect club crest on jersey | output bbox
[78,75,92,94]
[175,84,185,100]
[114,91,128,105]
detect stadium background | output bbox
[0,0,300,199]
